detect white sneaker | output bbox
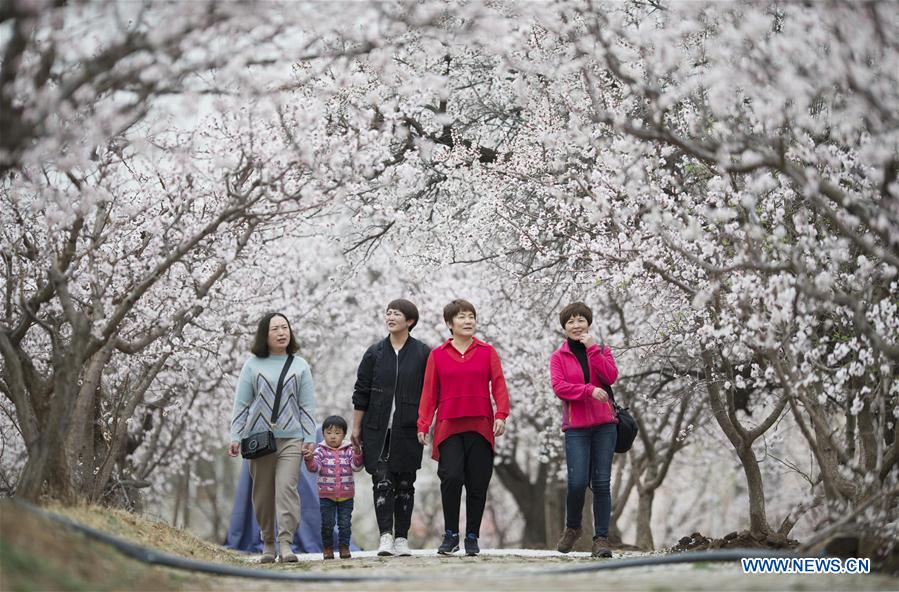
[377,532,395,556]
[394,537,412,556]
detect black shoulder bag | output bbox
[603,384,638,454]
[241,355,294,459]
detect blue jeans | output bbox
[564,423,616,538]
[320,497,353,548]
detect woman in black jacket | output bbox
[352,299,431,557]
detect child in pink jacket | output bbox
[303,415,363,559]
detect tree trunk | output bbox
[609,454,635,545]
[703,349,773,535]
[17,393,78,502]
[518,494,547,547]
[181,465,191,529]
[17,441,54,502]
[172,471,183,526]
[17,332,92,503]
[635,488,655,550]
[65,344,113,485]
[545,481,566,549]
[80,397,96,493]
[737,444,769,536]
[581,488,595,550]
[494,458,548,547]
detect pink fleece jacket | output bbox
[305,442,363,500]
[549,341,619,431]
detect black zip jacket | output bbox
[352,335,431,473]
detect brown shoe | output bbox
[323,547,335,560]
[338,544,351,559]
[278,541,298,563]
[591,536,612,558]
[260,541,276,564]
[557,527,582,553]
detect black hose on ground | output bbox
[15,499,799,583]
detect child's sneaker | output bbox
[323,547,334,560]
[339,544,351,559]
[437,530,459,555]
[394,537,412,556]
[377,532,395,556]
[464,533,479,556]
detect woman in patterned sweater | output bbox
[228,312,317,563]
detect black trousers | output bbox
[437,431,493,537]
[373,429,417,538]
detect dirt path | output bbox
[4,501,895,592]
[184,549,898,592]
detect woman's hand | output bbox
[351,425,362,450]
[302,446,314,460]
[576,332,597,348]
[228,442,240,457]
[417,432,430,445]
[591,387,609,402]
[493,418,506,437]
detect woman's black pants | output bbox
[437,431,493,537]
[372,428,417,538]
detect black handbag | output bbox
[603,385,639,453]
[240,355,294,460]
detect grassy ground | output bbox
[0,499,205,591]
[41,500,249,566]
[1,499,897,592]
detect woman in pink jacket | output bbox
[550,302,618,558]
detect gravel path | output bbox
[185,549,898,592]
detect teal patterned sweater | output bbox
[229,354,317,444]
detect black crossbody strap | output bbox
[602,383,616,404]
[270,355,294,424]
[601,384,621,417]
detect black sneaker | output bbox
[464,533,479,556]
[437,530,459,555]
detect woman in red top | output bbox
[417,299,511,557]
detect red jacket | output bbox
[550,341,618,431]
[417,337,511,460]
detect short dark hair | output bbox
[443,299,477,335]
[559,302,593,328]
[386,299,419,331]
[322,415,348,435]
[251,313,299,357]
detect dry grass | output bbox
[43,500,249,566]
[0,499,204,591]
